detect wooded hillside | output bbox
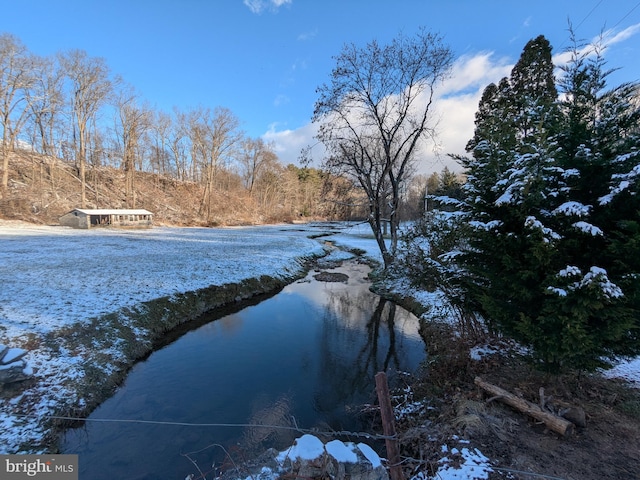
[0,148,363,226]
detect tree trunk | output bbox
[1,142,8,199]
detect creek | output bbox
[61,260,426,479]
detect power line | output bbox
[573,0,604,31]
[557,0,604,50]
[559,0,640,50]
[611,1,640,30]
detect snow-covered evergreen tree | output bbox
[419,34,640,371]
[546,39,640,366]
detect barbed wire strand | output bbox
[21,413,396,441]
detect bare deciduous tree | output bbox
[312,29,453,267]
[239,137,278,194]
[0,31,368,224]
[187,106,242,222]
[60,49,112,207]
[168,108,190,181]
[0,33,34,198]
[26,54,64,157]
[148,110,172,176]
[115,87,152,208]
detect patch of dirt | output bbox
[394,321,640,480]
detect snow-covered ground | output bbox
[0,220,638,480]
[0,222,326,338]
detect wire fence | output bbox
[12,412,574,480]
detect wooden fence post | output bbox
[375,371,404,480]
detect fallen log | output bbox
[474,376,574,437]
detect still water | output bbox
[61,261,426,479]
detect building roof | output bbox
[71,209,153,215]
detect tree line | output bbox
[0,32,365,222]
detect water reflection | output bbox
[61,261,424,479]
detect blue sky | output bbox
[2,0,640,174]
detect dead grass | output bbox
[393,318,640,480]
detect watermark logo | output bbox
[1,455,77,479]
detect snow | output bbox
[276,434,379,466]
[356,442,382,468]
[547,286,568,297]
[325,439,359,463]
[552,201,591,217]
[434,196,464,207]
[278,434,326,461]
[428,447,492,480]
[469,345,500,361]
[321,221,388,263]
[558,265,582,277]
[1,347,27,364]
[602,357,640,387]
[572,221,603,236]
[0,224,326,338]
[494,191,513,206]
[599,156,640,205]
[561,168,580,179]
[549,265,624,299]
[524,215,561,241]
[468,220,502,231]
[579,266,624,299]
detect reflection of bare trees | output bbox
[313,284,417,427]
[357,297,400,374]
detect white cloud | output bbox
[553,23,640,67]
[419,53,513,173]
[263,51,514,174]
[243,0,263,14]
[273,94,290,107]
[439,52,512,96]
[262,122,323,167]
[602,23,640,46]
[297,28,318,41]
[244,0,292,14]
[291,59,308,71]
[423,91,481,173]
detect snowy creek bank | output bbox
[0,223,331,453]
[5,269,309,452]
